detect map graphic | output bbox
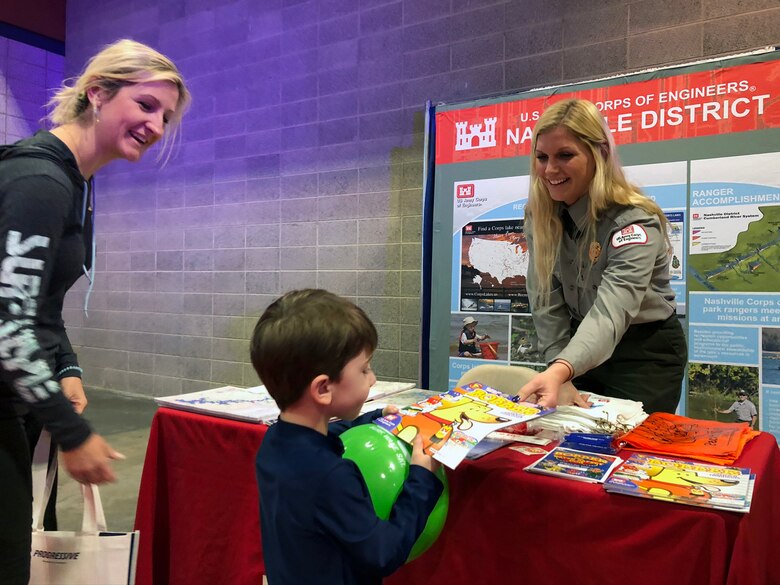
[460,219,529,313]
[468,237,530,284]
[688,205,780,292]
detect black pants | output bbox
[0,414,33,585]
[572,314,687,414]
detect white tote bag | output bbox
[29,431,139,585]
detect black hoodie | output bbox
[0,130,93,451]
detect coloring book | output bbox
[373,382,554,469]
[603,452,754,513]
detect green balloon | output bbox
[341,424,449,562]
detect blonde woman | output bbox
[516,99,686,414]
[0,39,190,584]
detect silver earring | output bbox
[93,104,101,123]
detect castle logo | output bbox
[455,117,497,151]
[457,184,475,199]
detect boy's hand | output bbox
[410,434,440,474]
[382,405,399,417]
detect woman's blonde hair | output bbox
[47,39,191,159]
[526,99,667,305]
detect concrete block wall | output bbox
[30,0,780,395]
[0,37,63,144]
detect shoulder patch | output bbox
[611,224,648,248]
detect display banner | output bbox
[428,52,780,442]
[435,59,779,165]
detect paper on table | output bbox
[154,385,280,423]
[155,380,416,424]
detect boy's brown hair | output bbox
[250,289,378,411]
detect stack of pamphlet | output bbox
[374,382,554,469]
[155,380,415,424]
[154,385,280,424]
[524,446,623,483]
[603,452,755,513]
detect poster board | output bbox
[428,51,780,442]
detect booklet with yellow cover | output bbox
[604,452,754,513]
[374,382,554,469]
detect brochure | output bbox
[524,446,623,483]
[373,382,554,469]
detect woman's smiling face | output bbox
[534,125,596,206]
[93,79,179,163]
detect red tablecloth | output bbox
[135,409,267,585]
[135,408,780,585]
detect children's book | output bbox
[154,385,281,424]
[523,446,623,483]
[603,452,754,513]
[373,382,554,469]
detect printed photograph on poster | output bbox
[459,219,529,313]
[762,327,780,386]
[688,363,759,428]
[510,315,545,365]
[449,313,509,361]
[688,152,780,293]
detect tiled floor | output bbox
[56,391,158,532]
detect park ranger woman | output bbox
[516,99,687,414]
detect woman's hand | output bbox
[558,381,592,408]
[61,434,125,484]
[61,376,88,414]
[515,361,572,408]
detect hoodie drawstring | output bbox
[81,179,95,317]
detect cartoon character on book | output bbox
[636,465,739,501]
[389,395,510,455]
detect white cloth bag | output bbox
[29,431,139,585]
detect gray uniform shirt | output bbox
[526,194,677,377]
[724,400,757,422]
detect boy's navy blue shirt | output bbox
[256,409,443,585]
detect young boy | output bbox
[250,289,443,585]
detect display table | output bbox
[134,409,267,585]
[135,408,780,585]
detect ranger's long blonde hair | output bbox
[526,99,667,305]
